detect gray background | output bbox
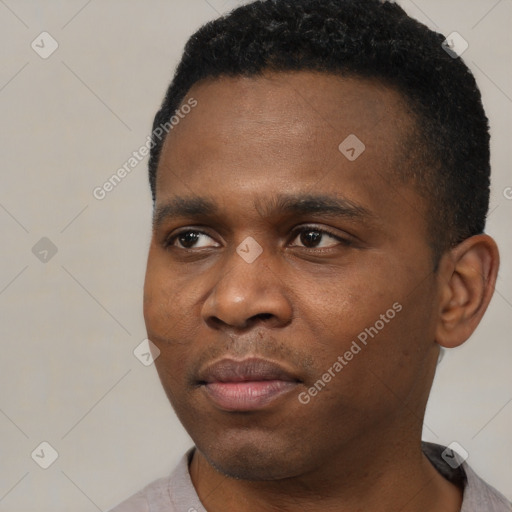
[0,0,510,510]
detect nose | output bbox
[201,251,293,331]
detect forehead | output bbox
[168,71,411,140]
[155,72,421,224]
[157,71,414,188]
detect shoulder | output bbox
[422,441,511,512]
[462,463,512,511]
[107,476,171,512]
[107,448,203,512]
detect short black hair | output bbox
[148,0,490,262]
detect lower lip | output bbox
[203,380,298,411]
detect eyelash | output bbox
[164,225,353,250]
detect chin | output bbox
[195,431,312,481]
[204,446,295,481]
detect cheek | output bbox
[292,266,392,348]
[143,260,202,404]
[293,261,432,385]
[144,267,197,402]
[143,249,200,341]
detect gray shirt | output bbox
[109,443,511,511]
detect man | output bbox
[111,0,510,510]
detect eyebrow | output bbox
[153,197,218,228]
[255,194,374,221]
[153,193,374,228]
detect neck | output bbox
[189,434,462,512]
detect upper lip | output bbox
[198,358,300,384]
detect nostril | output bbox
[252,313,273,322]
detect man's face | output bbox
[144,72,442,480]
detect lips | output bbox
[198,358,300,411]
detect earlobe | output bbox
[435,234,499,349]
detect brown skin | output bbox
[143,72,499,512]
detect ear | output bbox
[435,234,499,348]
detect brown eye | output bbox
[169,230,220,249]
[178,231,200,248]
[300,230,323,248]
[290,227,345,249]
